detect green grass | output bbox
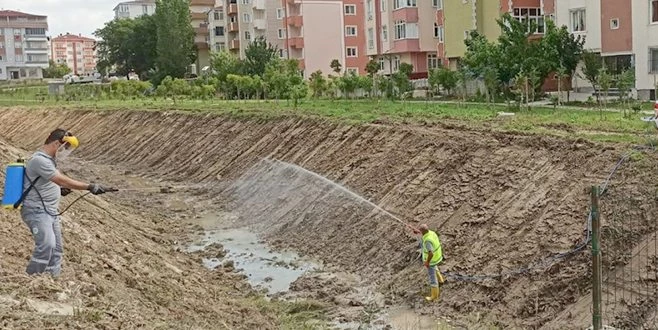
[248,297,331,330]
[1,94,657,145]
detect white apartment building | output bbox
[0,10,50,81]
[113,0,156,19]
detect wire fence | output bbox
[598,182,658,329]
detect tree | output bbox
[210,51,241,97]
[365,59,380,98]
[597,67,613,115]
[153,0,196,84]
[308,70,328,98]
[580,50,603,102]
[541,20,585,101]
[330,59,342,74]
[93,15,158,78]
[243,36,278,77]
[43,60,71,78]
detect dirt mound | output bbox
[0,107,657,328]
[0,136,280,328]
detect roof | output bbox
[113,0,156,11]
[52,33,96,42]
[0,10,47,18]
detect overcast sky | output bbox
[2,0,116,39]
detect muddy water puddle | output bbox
[187,226,320,295]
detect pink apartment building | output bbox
[281,0,370,78]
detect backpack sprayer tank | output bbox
[2,159,25,209]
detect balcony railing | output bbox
[190,0,215,6]
[253,0,265,10]
[228,4,238,15]
[288,15,303,28]
[195,26,210,35]
[288,37,304,49]
[229,39,240,50]
[228,22,239,32]
[253,19,266,30]
[191,12,208,20]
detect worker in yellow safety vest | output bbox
[415,224,445,302]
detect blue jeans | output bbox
[21,208,63,277]
[427,264,441,287]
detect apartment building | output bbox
[205,0,286,70]
[113,0,156,19]
[554,0,657,99]
[50,33,98,76]
[438,0,555,69]
[279,0,369,78]
[364,0,438,78]
[0,10,50,81]
[190,0,216,73]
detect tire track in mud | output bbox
[1,107,657,329]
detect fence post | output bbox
[591,186,602,330]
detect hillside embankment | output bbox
[0,107,656,329]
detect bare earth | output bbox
[0,107,656,329]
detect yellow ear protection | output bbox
[59,131,79,149]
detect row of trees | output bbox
[94,0,195,85]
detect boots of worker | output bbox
[437,271,446,285]
[425,286,440,302]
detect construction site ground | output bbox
[0,104,657,330]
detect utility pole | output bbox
[591,186,602,330]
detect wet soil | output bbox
[0,107,657,329]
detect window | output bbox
[513,7,546,34]
[437,25,444,42]
[25,28,46,35]
[368,28,374,49]
[214,10,224,20]
[346,47,357,57]
[278,28,285,39]
[347,68,358,75]
[215,26,225,36]
[380,0,386,11]
[393,0,417,10]
[379,59,384,71]
[393,56,400,71]
[215,42,226,51]
[434,23,439,38]
[382,25,388,41]
[394,21,418,39]
[0,55,3,61]
[345,5,356,15]
[277,8,284,19]
[243,13,251,23]
[241,0,250,4]
[0,42,3,48]
[14,42,22,48]
[15,55,23,62]
[610,18,619,30]
[433,0,443,9]
[245,31,251,40]
[142,5,148,14]
[652,0,658,23]
[367,0,374,20]
[427,54,439,69]
[569,8,586,32]
[279,49,287,58]
[651,48,658,73]
[345,26,357,36]
[13,29,21,35]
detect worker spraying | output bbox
[414,224,446,302]
[9,129,110,278]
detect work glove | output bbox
[424,260,430,269]
[87,183,107,195]
[61,188,72,196]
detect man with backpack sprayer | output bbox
[17,129,111,278]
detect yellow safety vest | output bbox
[422,230,443,266]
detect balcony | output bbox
[24,34,48,40]
[228,4,238,15]
[195,25,210,36]
[288,15,303,28]
[228,22,239,32]
[195,41,210,50]
[191,12,208,20]
[229,39,240,50]
[253,19,266,30]
[288,37,304,49]
[190,0,215,6]
[253,0,266,10]
[392,7,419,22]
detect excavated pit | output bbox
[0,107,657,329]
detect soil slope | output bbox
[1,107,657,329]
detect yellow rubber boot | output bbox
[425,286,439,302]
[437,271,445,285]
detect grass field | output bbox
[1,91,657,145]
